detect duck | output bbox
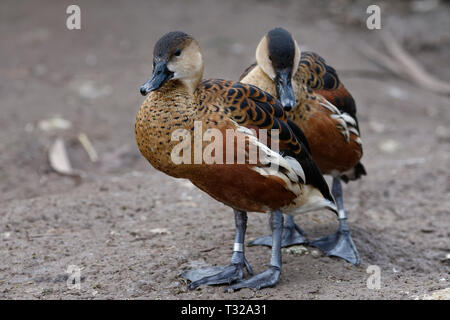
[135,31,337,290]
[240,27,366,265]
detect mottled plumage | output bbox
[241,51,366,179]
[136,31,338,290]
[296,51,366,181]
[136,78,335,212]
[241,28,364,265]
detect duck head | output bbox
[256,27,300,111]
[140,31,204,95]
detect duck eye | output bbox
[174,49,182,56]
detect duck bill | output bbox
[276,70,296,111]
[140,61,173,96]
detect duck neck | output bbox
[293,81,310,106]
[155,80,199,120]
[135,80,199,178]
[177,63,204,95]
[293,66,315,104]
[243,65,308,108]
[137,80,201,136]
[241,65,277,97]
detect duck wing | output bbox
[200,79,335,207]
[298,51,366,181]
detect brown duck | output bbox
[240,28,366,265]
[135,31,337,290]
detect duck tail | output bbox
[341,162,367,183]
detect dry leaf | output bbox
[149,228,170,235]
[39,117,72,131]
[48,138,78,176]
[78,133,99,162]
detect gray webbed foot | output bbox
[228,210,284,292]
[225,266,281,292]
[183,258,253,290]
[184,210,254,290]
[311,177,360,265]
[310,218,360,265]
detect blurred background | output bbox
[0,0,448,299]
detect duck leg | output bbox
[310,176,360,265]
[183,210,253,289]
[226,210,283,291]
[247,214,307,247]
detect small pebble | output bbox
[311,249,321,258]
[379,139,399,153]
[283,245,308,256]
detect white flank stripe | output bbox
[341,113,357,126]
[348,127,360,136]
[284,156,305,183]
[319,100,340,114]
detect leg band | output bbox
[233,243,244,252]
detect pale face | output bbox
[255,28,301,110]
[140,31,204,95]
[256,35,277,80]
[167,40,204,83]
[255,33,301,81]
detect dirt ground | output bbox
[0,0,449,300]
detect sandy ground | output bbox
[0,0,449,300]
